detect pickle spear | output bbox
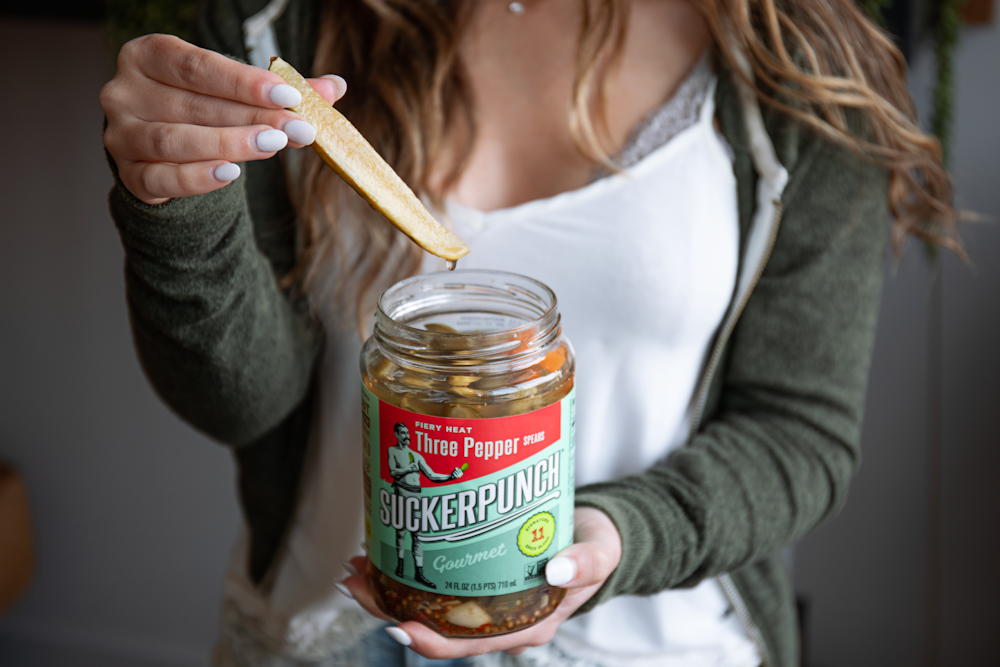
[268,57,470,261]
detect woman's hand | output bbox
[100,34,346,205]
[343,507,622,658]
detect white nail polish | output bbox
[341,560,358,577]
[269,83,302,108]
[255,129,288,153]
[284,119,316,145]
[545,556,577,587]
[213,163,240,182]
[334,582,353,600]
[385,626,412,647]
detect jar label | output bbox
[362,385,575,595]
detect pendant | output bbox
[508,2,526,15]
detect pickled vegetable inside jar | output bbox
[360,270,576,637]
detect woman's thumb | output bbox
[307,75,347,106]
[544,508,622,589]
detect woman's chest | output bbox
[421,104,740,483]
[440,0,711,211]
[425,114,739,351]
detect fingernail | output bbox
[283,119,316,145]
[334,582,353,600]
[545,556,577,587]
[213,162,240,182]
[254,129,288,153]
[321,74,347,96]
[385,626,412,647]
[341,560,358,577]
[361,541,368,554]
[269,83,302,108]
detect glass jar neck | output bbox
[373,270,561,374]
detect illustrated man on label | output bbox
[388,422,463,588]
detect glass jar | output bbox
[360,269,576,637]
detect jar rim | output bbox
[378,269,557,332]
[373,269,562,372]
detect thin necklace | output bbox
[508,2,526,15]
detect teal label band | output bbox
[362,385,576,595]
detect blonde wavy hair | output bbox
[283,0,959,319]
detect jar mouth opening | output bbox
[374,270,561,370]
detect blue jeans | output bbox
[362,624,473,667]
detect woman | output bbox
[100,0,956,665]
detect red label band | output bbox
[379,401,562,485]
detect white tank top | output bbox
[220,76,757,667]
[417,77,758,666]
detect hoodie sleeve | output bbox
[106,0,322,446]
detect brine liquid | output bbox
[367,560,566,637]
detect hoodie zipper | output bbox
[690,199,783,435]
[719,572,773,667]
[690,198,783,666]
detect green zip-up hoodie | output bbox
[106,1,889,664]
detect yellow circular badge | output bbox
[517,512,556,557]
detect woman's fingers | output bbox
[350,554,368,573]
[122,160,241,205]
[387,612,561,660]
[100,36,356,205]
[543,546,612,590]
[123,34,298,110]
[101,35,352,206]
[123,83,302,130]
[339,563,392,623]
[342,510,624,661]
[111,122,290,165]
[109,60,347,131]
[108,120,314,204]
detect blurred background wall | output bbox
[0,4,996,667]
[793,9,1000,667]
[0,15,239,667]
